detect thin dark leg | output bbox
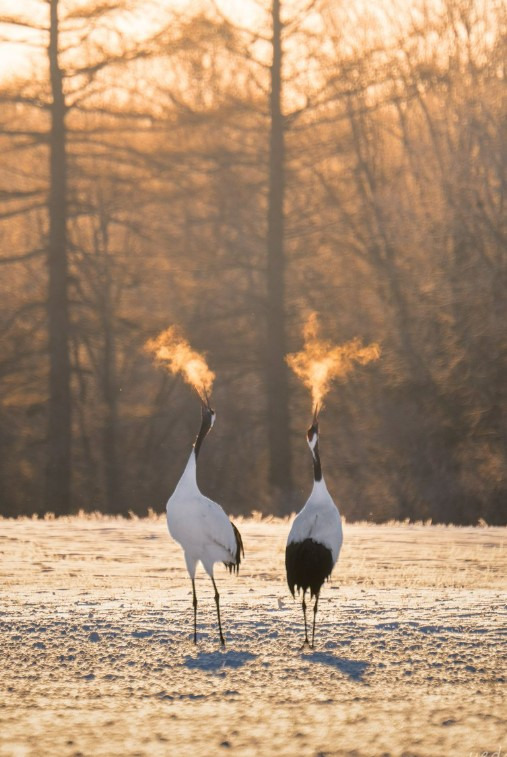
[302,590,309,646]
[211,576,225,646]
[311,593,320,649]
[191,578,198,644]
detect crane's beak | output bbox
[199,390,214,417]
[312,404,320,427]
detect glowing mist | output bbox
[286,312,380,412]
[145,326,215,402]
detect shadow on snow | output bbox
[184,650,257,671]
[302,651,369,681]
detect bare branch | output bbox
[0,15,48,32]
[0,248,45,265]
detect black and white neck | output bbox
[194,405,215,460]
[307,423,322,482]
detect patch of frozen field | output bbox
[0,516,505,756]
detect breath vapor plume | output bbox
[146,326,215,402]
[286,313,380,412]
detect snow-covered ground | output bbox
[1,515,505,756]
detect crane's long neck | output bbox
[311,441,322,482]
[179,411,213,489]
[194,413,212,460]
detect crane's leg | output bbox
[311,592,320,649]
[211,576,225,647]
[191,578,198,644]
[302,590,309,646]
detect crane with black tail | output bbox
[166,397,244,646]
[285,407,343,647]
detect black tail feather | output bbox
[224,521,244,574]
[285,539,333,598]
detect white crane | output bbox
[285,409,343,647]
[166,398,244,646]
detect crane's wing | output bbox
[286,507,318,546]
[199,496,244,571]
[224,521,244,573]
[287,506,342,564]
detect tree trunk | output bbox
[103,325,120,513]
[101,233,120,514]
[45,0,71,513]
[266,0,292,506]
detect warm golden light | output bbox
[286,312,381,412]
[146,325,215,402]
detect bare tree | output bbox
[45,0,72,512]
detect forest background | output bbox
[0,0,505,523]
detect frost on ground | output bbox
[0,516,505,757]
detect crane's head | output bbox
[194,394,215,458]
[306,405,319,452]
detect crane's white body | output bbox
[287,478,343,566]
[166,449,238,578]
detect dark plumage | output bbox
[285,538,334,598]
[224,521,244,574]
